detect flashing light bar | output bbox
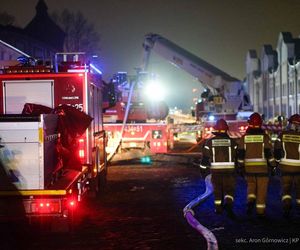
[90,63,103,75]
[67,69,87,73]
[208,115,215,121]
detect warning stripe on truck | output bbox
[0,190,67,196]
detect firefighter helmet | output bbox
[213,119,229,133]
[288,114,300,125]
[248,112,263,128]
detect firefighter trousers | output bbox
[246,175,269,215]
[281,175,300,208]
[211,173,235,207]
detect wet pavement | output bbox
[1,154,300,250]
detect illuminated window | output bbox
[152,130,162,139]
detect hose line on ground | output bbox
[183,174,218,250]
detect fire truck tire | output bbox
[90,147,107,196]
[98,167,107,192]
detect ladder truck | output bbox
[141,33,253,140]
[103,72,171,158]
[0,53,107,229]
[142,33,284,141]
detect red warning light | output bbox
[68,199,77,209]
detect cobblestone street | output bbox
[1,154,300,250]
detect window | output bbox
[275,85,279,97]
[289,81,294,95]
[152,130,162,139]
[289,105,292,116]
[275,105,279,116]
[269,106,273,118]
[263,81,267,99]
[255,84,260,106]
[282,104,287,116]
[263,107,267,118]
[269,84,273,98]
[282,83,287,96]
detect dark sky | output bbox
[2,0,300,111]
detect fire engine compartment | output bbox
[0,114,59,190]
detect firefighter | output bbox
[200,119,237,216]
[274,113,300,217]
[237,112,276,217]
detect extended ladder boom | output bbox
[142,33,251,113]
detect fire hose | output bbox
[183,174,218,250]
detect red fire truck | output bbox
[141,34,254,139]
[104,34,253,158]
[0,53,107,228]
[200,118,282,141]
[103,71,171,158]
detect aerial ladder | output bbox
[142,33,251,119]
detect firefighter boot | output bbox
[224,195,235,218]
[283,200,292,218]
[246,200,255,215]
[215,204,223,214]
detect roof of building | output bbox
[281,32,293,43]
[262,44,274,55]
[248,49,257,58]
[0,39,31,57]
[293,38,300,61]
[24,0,65,50]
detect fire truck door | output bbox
[3,80,54,114]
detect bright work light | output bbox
[144,80,165,101]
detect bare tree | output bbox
[52,9,101,56]
[0,11,15,26]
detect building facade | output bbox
[246,32,300,120]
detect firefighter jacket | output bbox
[201,133,237,173]
[274,130,300,173]
[237,128,276,174]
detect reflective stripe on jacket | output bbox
[237,129,274,174]
[201,133,237,172]
[274,130,300,172]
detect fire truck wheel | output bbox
[89,146,107,197]
[98,167,107,192]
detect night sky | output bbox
[2,0,300,111]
